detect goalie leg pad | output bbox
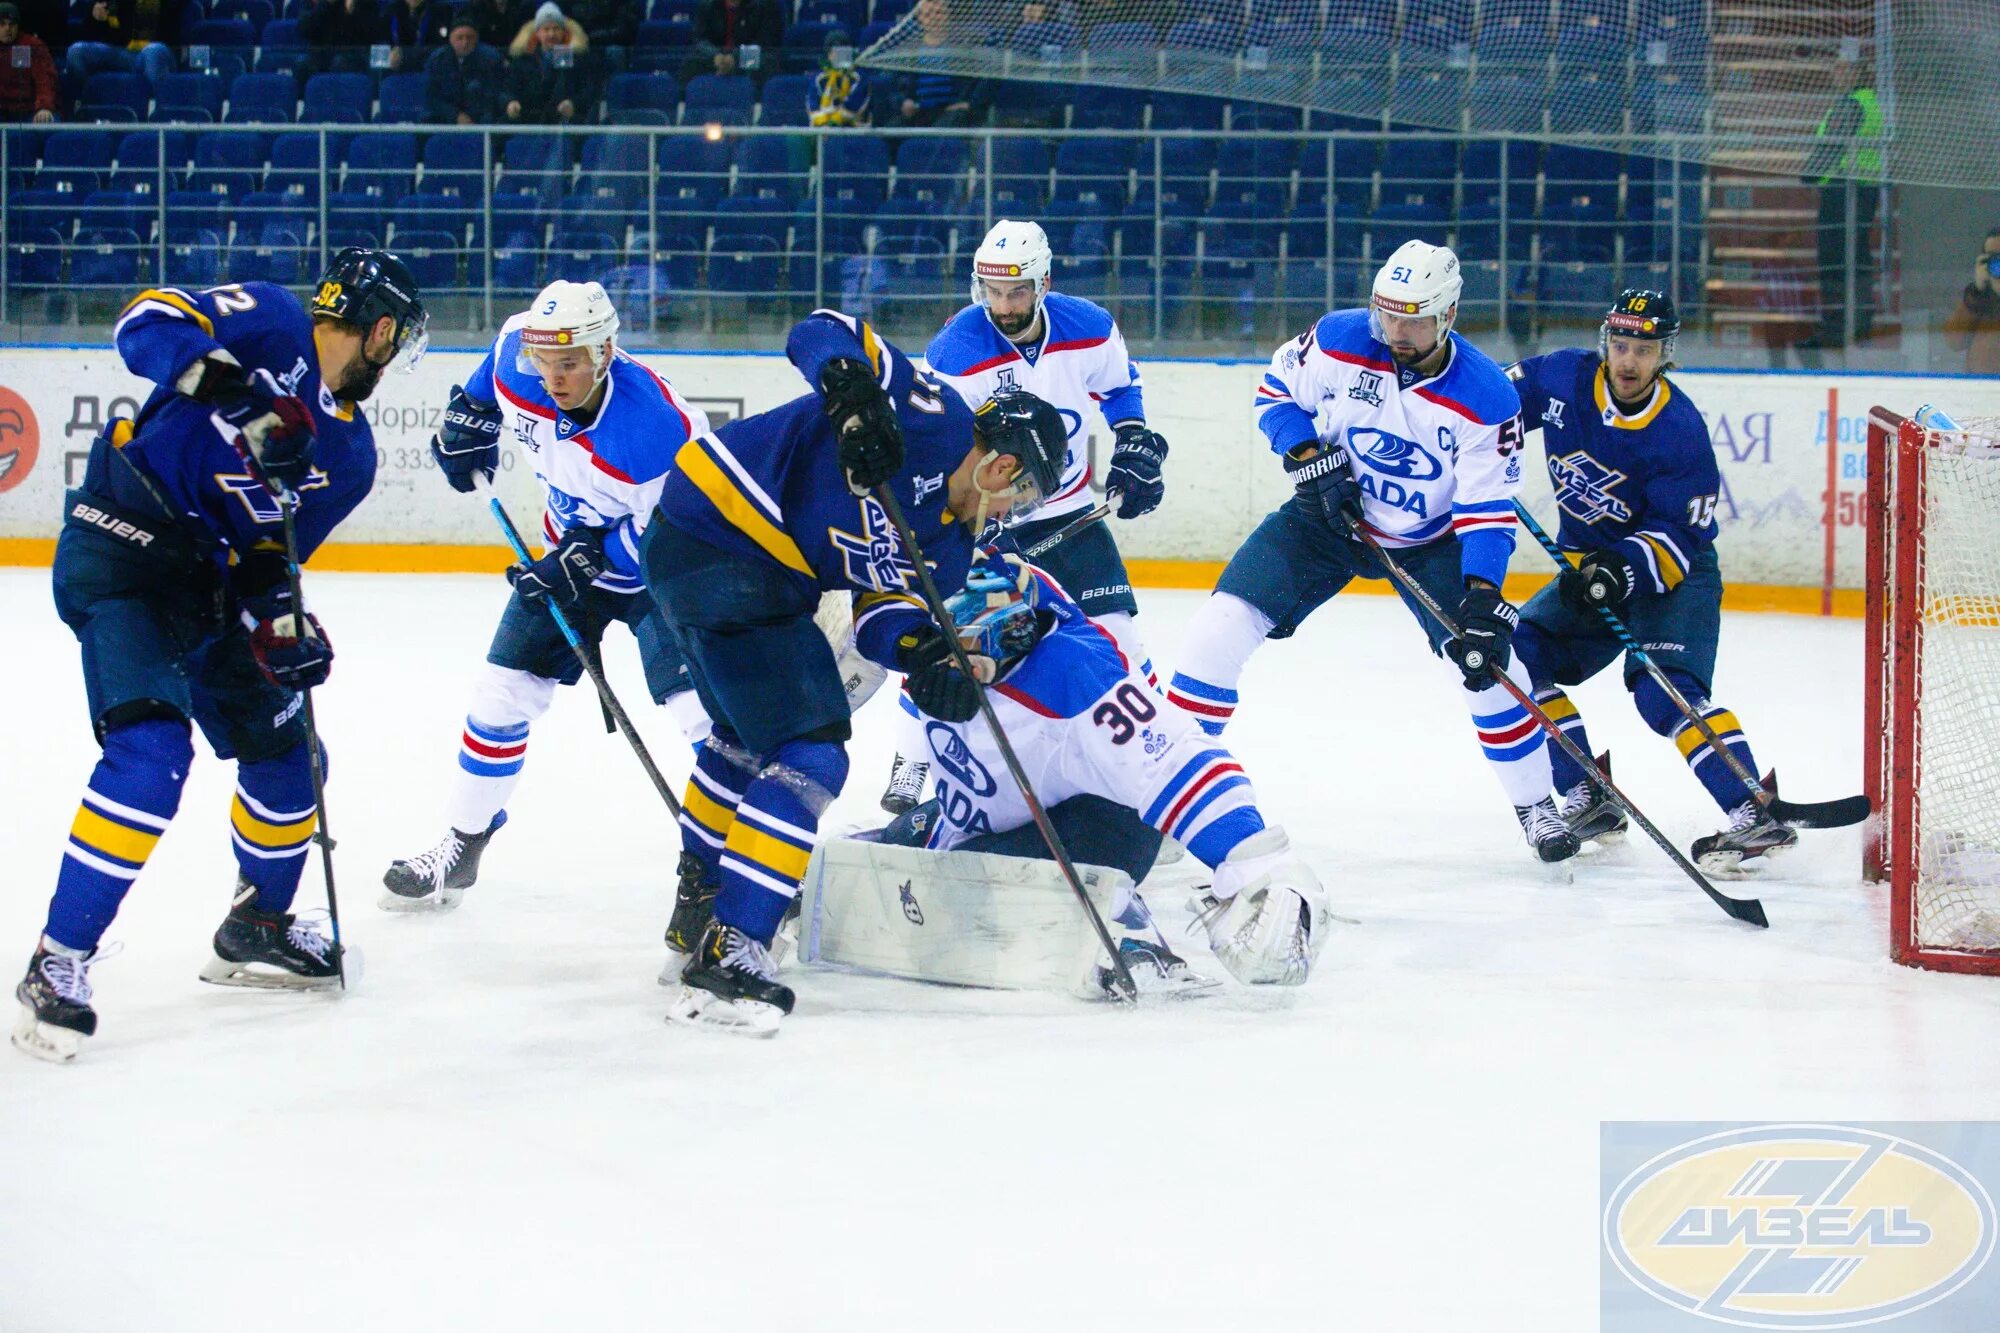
[797,838,1130,997]
[1199,826,1329,986]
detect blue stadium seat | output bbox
[377,73,428,124]
[10,188,75,241]
[683,74,755,125]
[345,133,418,200]
[266,132,330,201]
[796,0,863,30]
[894,135,967,193]
[7,225,65,286]
[822,131,890,200]
[396,191,480,247]
[226,73,297,123]
[1475,0,1553,57]
[187,18,257,51]
[782,22,841,72]
[163,227,224,286]
[580,135,651,205]
[236,219,311,284]
[395,229,461,289]
[303,73,373,124]
[871,0,913,23]
[605,72,679,124]
[162,189,230,243]
[79,188,154,239]
[185,50,249,84]
[857,19,894,47]
[40,128,118,175]
[1052,138,1134,200]
[756,73,812,127]
[492,226,545,290]
[81,73,150,123]
[549,228,621,283]
[419,133,486,194]
[1069,86,1144,131]
[707,232,787,299]
[112,130,190,186]
[1227,105,1300,133]
[1403,0,1472,51]
[326,190,388,241]
[72,227,146,287]
[1467,72,1546,134]
[732,135,807,201]
[255,19,307,76]
[1149,93,1225,132]
[873,231,945,311]
[210,0,276,30]
[631,20,694,72]
[151,73,226,123]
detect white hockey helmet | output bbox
[1369,239,1463,346]
[971,218,1052,307]
[517,279,620,381]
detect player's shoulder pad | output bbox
[1311,309,1389,366]
[1425,335,1523,426]
[926,303,1011,376]
[1654,377,1714,446]
[606,353,698,439]
[1041,291,1116,348]
[236,281,311,322]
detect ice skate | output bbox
[666,920,794,1037]
[12,944,102,1064]
[1692,800,1797,875]
[1559,754,1628,845]
[200,883,350,990]
[662,850,718,958]
[1192,828,1329,986]
[879,753,929,815]
[380,811,506,912]
[1516,796,1582,864]
[1101,935,1220,998]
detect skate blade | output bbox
[664,985,782,1037]
[1111,966,1223,1000]
[378,886,463,914]
[11,1007,85,1064]
[198,947,360,992]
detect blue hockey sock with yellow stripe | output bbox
[678,727,755,878]
[1533,687,1592,793]
[1673,706,1762,815]
[231,743,320,913]
[714,739,847,944]
[45,718,192,953]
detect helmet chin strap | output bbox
[970,452,1018,532]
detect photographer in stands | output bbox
[1944,226,2000,375]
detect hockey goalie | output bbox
[798,551,1333,996]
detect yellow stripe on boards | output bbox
[229,795,315,848]
[726,823,813,883]
[672,440,815,577]
[70,805,162,865]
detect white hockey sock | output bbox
[665,687,713,747]
[892,686,928,768]
[1166,593,1273,736]
[443,666,557,835]
[1093,610,1157,690]
[1462,657,1554,808]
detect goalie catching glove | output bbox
[183,355,318,493]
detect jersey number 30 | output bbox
[1092,684,1158,745]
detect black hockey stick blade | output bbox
[1761,768,1873,830]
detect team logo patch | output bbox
[898,880,925,925]
[1347,370,1384,407]
[1346,427,1443,481]
[827,497,917,592]
[926,721,996,797]
[1550,450,1633,524]
[1544,398,1567,428]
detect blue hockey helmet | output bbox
[946,550,1048,675]
[1599,288,1679,368]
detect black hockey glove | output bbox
[1105,423,1168,519]
[895,623,981,723]
[239,585,334,690]
[819,356,903,493]
[1284,441,1364,531]
[508,525,606,610]
[201,362,318,494]
[1446,582,1520,687]
[431,384,503,494]
[1559,547,1639,614]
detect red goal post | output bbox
[1864,407,2000,975]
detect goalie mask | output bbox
[517,279,621,383]
[946,551,1049,678]
[971,219,1051,339]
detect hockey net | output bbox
[1865,409,2000,974]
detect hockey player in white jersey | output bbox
[842,551,1330,990]
[875,219,1170,815]
[1166,240,1578,863]
[381,280,713,909]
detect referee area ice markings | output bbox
[0,538,1871,617]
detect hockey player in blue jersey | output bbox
[875,219,1169,814]
[644,309,1067,1035]
[1509,290,1797,871]
[1166,240,1580,864]
[14,250,429,1063]
[380,280,714,911]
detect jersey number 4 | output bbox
[1092,683,1158,745]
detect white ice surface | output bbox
[3,568,1997,1332]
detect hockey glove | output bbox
[819,356,904,493]
[198,360,318,494]
[1446,583,1520,687]
[1106,423,1168,519]
[1559,547,1639,614]
[508,525,606,610]
[239,586,334,690]
[895,623,981,723]
[431,384,503,494]
[1284,441,1364,531]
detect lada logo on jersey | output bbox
[1543,398,1567,428]
[1550,450,1633,524]
[1347,370,1383,407]
[827,497,917,592]
[925,721,996,796]
[1347,427,1442,481]
[214,467,330,523]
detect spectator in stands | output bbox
[565,0,640,53]
[1798,55,1883,349]
[381,0,447,73]
[13,0,62,47]
[1944,226,2000,375]
[506,2,599,123]
[687,0,784,83]
[462,0,529,52]
[809,27,869,126]
[888,0,987,127]
[426,11,509,123]
[300,0,383,76]
[0,3,56,123]
[63,0,175,89]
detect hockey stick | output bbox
[1510,502,1869,830]
[872,483,1141,1000]
[1345,520,1767,928]
[472,474,684,820]
[277,495,346,990]
[1020,502,1112,559]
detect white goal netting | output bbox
[1911,418,2000,957]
